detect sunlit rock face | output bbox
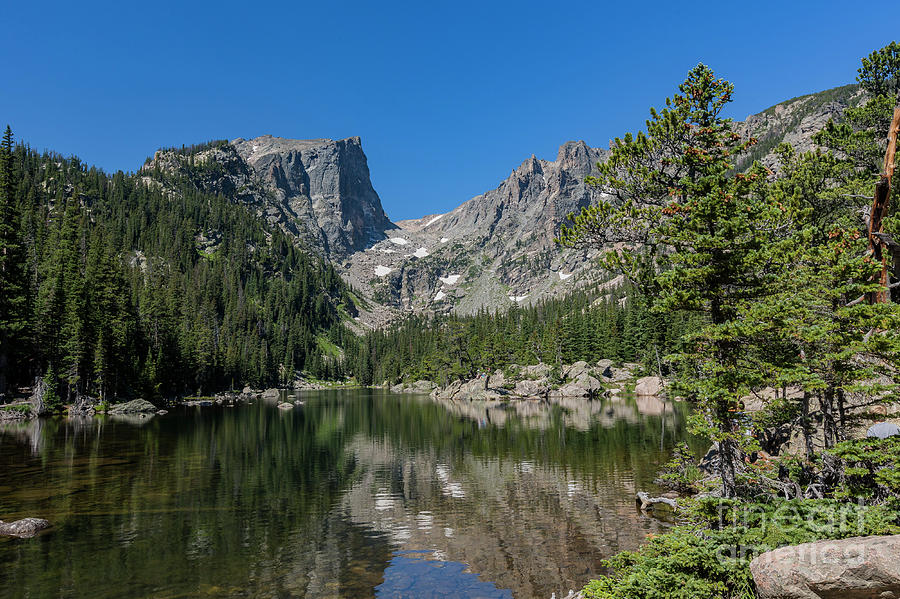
[231,135,395,256]
[144,135,395,258]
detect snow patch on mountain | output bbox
[413,247,429,258]
[374,265,393,277]
[389,237,409,246]
[425,214,445,227]
[439,274,461,285]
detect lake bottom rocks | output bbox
[0,518,51,539]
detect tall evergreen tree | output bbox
[0,126,26,396]
[559,65,792,497]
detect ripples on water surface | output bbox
[0,390,703,598]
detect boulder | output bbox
[261,388,280,399]
[741,387,803,412]
[606,368,632,383]
[551,383,588,398]
[107,399,156,414]
[0,518,50,538]
[276,402,293,410]
[522,363,551,379]
[574,374,603,393]
[634,376,664,396]
[751,535,900,599]
[551,376,601,397]
[412,380,436,392]
[391,380,436,394]
[564,361,592,381]
[867,422,900,439]
[512,379,548,398]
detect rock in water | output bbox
[277,402,293,410]
[107,399,157,414]
[866,422,900,439]
[0,518,50,538]
[750,535,900,599]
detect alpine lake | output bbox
[0,390,702,598]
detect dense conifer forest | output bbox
[0,133,354,407]
[348,282,696,386]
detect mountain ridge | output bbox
[140,83,861,326]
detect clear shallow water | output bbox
[0,390,700,598]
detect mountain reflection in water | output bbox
[0,390,702,598]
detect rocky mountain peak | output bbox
[144,135,394,257]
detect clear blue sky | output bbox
[2,1,896,220]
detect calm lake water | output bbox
[0,390,700,598]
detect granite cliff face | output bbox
[143,135,394,257]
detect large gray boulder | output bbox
[634,376,664,396]
[564,361,592,381]
[522,364,551,379]
[595,359,614,378]
[750,535,900,598]
[512,379,548,398]
[0,518,50,538]
[107,399,157,414]
[550,374,602,398]
[867,422,900,439]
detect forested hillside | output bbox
[349,280,697,386]
[0,132,355,407]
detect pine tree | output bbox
[559,65,791,497]
[0,126,26,396]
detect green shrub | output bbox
[583,498,900,599]
[657,443,704,493]
[582,528,755,599]
[828,436,900,501]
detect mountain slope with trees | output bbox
[0,136,356,408]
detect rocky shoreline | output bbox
[389,360,666,401]
[0,378,351,421]
[1,361,669,420]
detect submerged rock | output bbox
[0,518,50,539]
[750,535,900,599]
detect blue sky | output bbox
[2,1,896,220]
